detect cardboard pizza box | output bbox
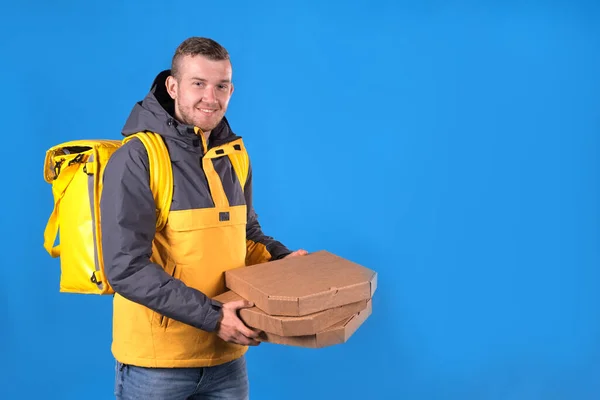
[225,250,377,317]
[259,300,373,348]
[214,290,369,336]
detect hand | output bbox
[285,249,308,258]
[215,300,263,346]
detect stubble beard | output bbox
[177,102,223,134]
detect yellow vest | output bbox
[112,133,251,368]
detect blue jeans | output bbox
[114,356,249,400]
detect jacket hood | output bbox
[121,69,239,148]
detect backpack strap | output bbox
[43,161,80,257]
[123,133,246,230]
[124,132,173,231]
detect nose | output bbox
[202,86,217,103]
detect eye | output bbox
[218,84,229,90]
[193,81,205,88]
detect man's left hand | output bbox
[285,249,308,258]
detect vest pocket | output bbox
[164,206,247,266]
[154,262,178,329]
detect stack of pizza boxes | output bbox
[214,250,377,348]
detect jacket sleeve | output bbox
[244,162,292,265]
[99,138,223,332]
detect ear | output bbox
[165,75,178,100]
[229,82,235,97]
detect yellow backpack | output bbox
[43,132,249,295]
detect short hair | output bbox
[171,37,230,79]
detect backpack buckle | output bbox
[68,153,85,166]
[90,271,101,284]
[53,158,65,180]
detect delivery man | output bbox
[100,36,307,400]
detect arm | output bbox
[99,139,222,332]
[244,162,293,265]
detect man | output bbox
[100,37,307,399]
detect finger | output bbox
[236,322,261,339]
[226,299,255,310]
[248,327,263,338]
[288,249,308,258]
[246,336,261,346]
[235,333,260,346]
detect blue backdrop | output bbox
[2,1,599,399]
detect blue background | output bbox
[2,0,599,399]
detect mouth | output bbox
[198,108,218,115]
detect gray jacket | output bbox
[100,70,291,332]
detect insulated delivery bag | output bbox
[42,132,173,295]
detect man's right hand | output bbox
[215,300,262,346]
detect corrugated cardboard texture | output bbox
[259,300,373,348]
[225,250,377,316]
[214,290,369,336]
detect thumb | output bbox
[226,299,255,311]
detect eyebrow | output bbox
[190,77,231,83]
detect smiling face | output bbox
[165,54,234,137]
